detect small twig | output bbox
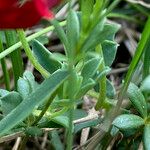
[0,132,24,143]
[73,112,99,124]
[125,0,150,8]
[109,67,129,75]
[12,137,22,150]
[80,128,90,146]
[80,109,96,146]
[41,132,48,149]
[0,128,56,144]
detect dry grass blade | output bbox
[126,0,150,8]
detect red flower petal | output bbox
[0,0,60,28]
[46,0,62,7]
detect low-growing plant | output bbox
[0,0,150,149]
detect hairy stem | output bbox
[17,29,50,78]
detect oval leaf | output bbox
[113,114,144,130]
[127,83,147,118]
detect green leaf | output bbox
[49,130,64,150]
[51,115,69,129]
[77,66,110,99]
[81,0,94,31]
[81,57,102,84]
[0,89,9,97]
[140,75,150,94]
[51,20,68,50]
[38,118,62,128]
[143,124,150,150]
[73,109,87,120]
[23,71,38,91]
[92,0,103,18]
[66,10,80,57]
[52,53,67,62]
[74,118,101,133]
[102,40,118,66]
[0,70,69,136]
[64,109,87,121]
[35,35,49,45]
[113,114,144,130]
[50,99,71,108]
[17,77,31,99]
[127,83,147,118]
[106,79,116,99]
[1,92,23,116]
[81,21,120,52]
[32,40,62,74]
[76,78,95,98]
[81,18,105,51]
[94,67,111,82]
[66,71,80,98]
[102,23,120,41]
[110,126,119,136]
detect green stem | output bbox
[104,0,121,17]
[67,62,75,150]
[129,2,149,16]
[67,107,74,150]
[115,16,150,116]
[143,36,150,79]
[19,91,56,149]
[108,13,143,25]
[0,21,66,60]
[18,136,29,150]
[85,15,150,149]
[0,34,10,91]
[48,107,68,119]
[32,93,56,125]
[17,29,50,78]
[5,30,23,89]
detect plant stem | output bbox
[18,136,29,150]
[67,106,74,150]
[66,65,74,150]
[32,93,56,125]
[17,29,50,78]
[48,107,68,119]
[5,30,23,89]
[108,13,143,25]
[0,34,10,91]
[115,16,150,114]
[130,3,149,16]
[19,90,56,149]
[104,0,121,16]
[85,15,150,149]
[0,21,66,60]
[143,36,150,79]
